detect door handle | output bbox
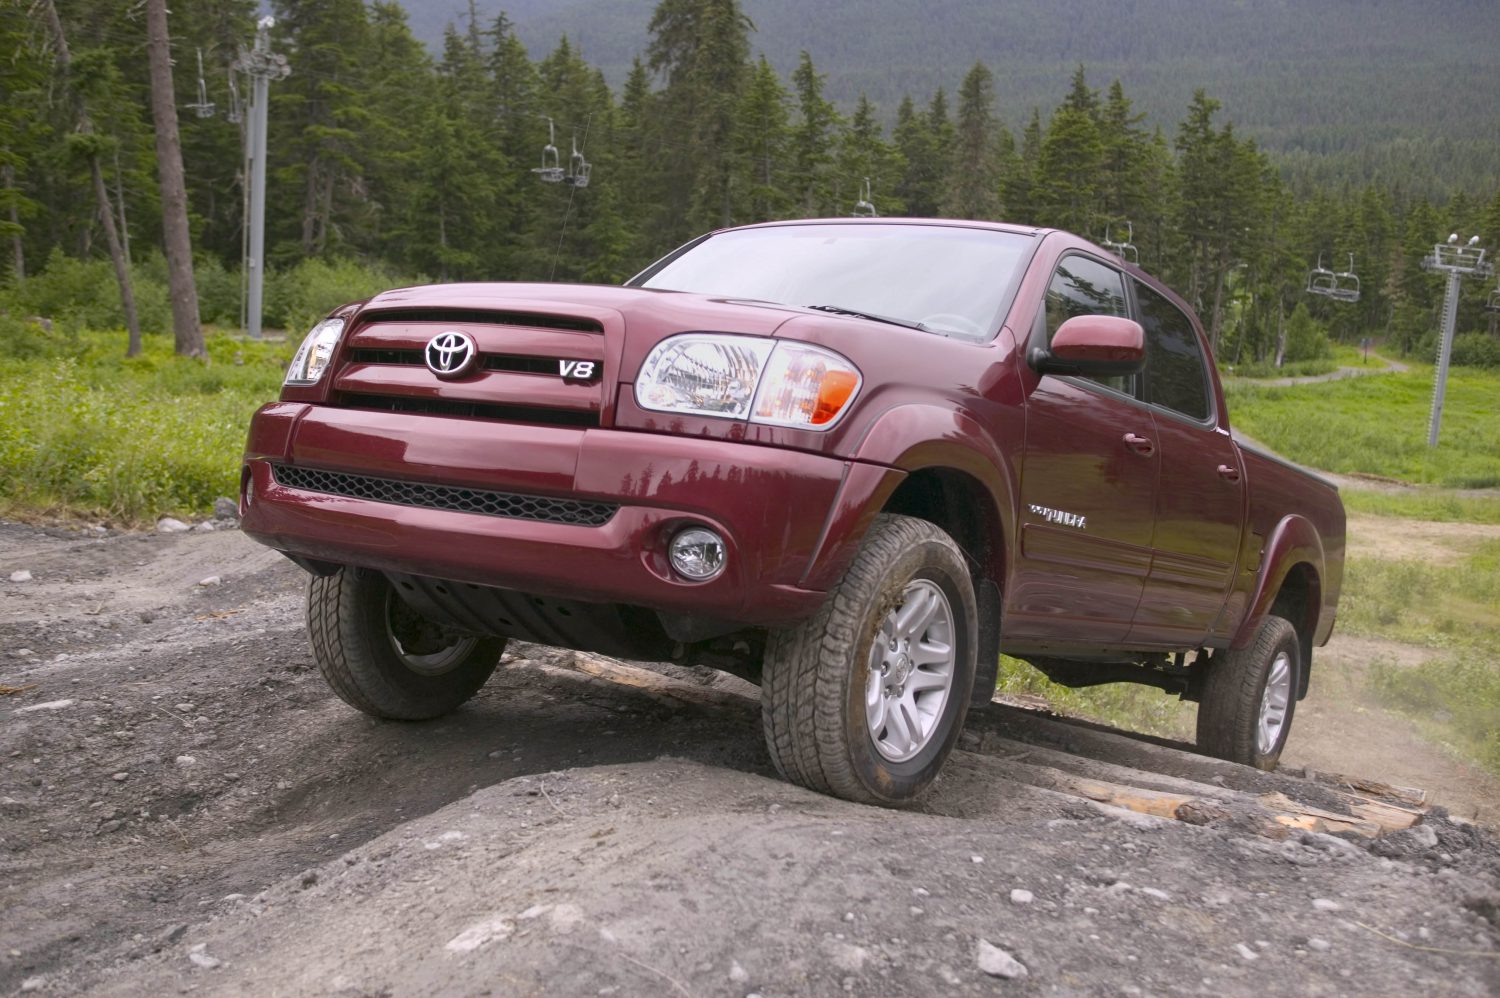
[1123,432,1155,457]
[1217,464,1241,483]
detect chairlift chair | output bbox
[1102,222,1138,264]
[852,177,877,218]
[563,137,591,188]
[1327,252,1361,303]
[1305,253,1339,298]
[225,70,243,124]
[532,117,564,183]
[186,49,216,118]
[1486,287,1500,315]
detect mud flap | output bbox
[969,578,1002,708]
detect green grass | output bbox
[994,655,1196,741]
[0,329,290,523]
[1341,487,1500,524]
[1371,653,1500,775]
[1338,541,1500,653]
[1225,363,1500,487]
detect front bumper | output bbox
[241,403,894,625]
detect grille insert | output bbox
[340,394,598,427]
[271,465,617,526]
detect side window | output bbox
[1134,280,1211,422]
[1043,254,1130,394]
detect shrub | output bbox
[264,258,420,334]
[1282,302,1332,362]
[1,248,172,333]
[1451,331,1500,369]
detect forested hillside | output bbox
[400,0,1500,196]
[2,0,1498,372]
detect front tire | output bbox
[307,568,506,720]
[761,515,977,805]
[1196,614,1300,770]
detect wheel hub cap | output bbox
[1257,650,1293,757]
[864,580,957,763]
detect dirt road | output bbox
[2,520,1497,995]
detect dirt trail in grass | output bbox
[1230,355,1410,389]
[1281,632,1500,827]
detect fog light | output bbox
[669,527,726,581]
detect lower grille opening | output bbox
[339,394,599,427]
[270,464,618,527]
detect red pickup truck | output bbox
[240,219,1345,805]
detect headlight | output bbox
[636,334,861,430]
[284,317,345,386]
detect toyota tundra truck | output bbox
[240,218,1345,806]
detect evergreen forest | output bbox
[3,0,1500,370]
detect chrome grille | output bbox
[271,465,617,526]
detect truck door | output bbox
[1125,279,1245,646]
[1009,254,1159,646]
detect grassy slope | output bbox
[0,331,290,524]
[1223,364,1500,488]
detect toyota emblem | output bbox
[425,331,478,378]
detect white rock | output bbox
[548,903,583,933]
[111,772,129,782]
[976,939,1028,979]
[1311,898,1342,912]
[15,699,76,714]
[193,522,216,533]
[188,943,222,969]
[198,575,222,587]
[729,961,749,984]
[1009,889,1034,905]
[445,917,513,953]
[175,756,197,768]
[1234,943,1259,961]
[1407,824,1439,849]
[1138,887,1171,901]
[20,976,45,992]
[1308,938,1331,952]
[8,570,33,583]
[970,854,985,864]
[157,518,191,534]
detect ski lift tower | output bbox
[1421,234,1492,447]
[234,17,290,339]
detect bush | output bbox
[1451,331,1500,369]
[1282,302,1332,363]
[264,258,420,334]
[194,255,242,327]
[1,248,172,333]
[0,312,83,360]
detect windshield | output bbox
[631,223,1035,341]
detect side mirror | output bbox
[1029,315,1145,377]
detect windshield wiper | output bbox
[804,304,936,333]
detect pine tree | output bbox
[940,62,1002,220]
[646,0,752,237]
[789,51,841,217]
[837,95,904,217]
[736,56,793,222]
[1038,69,1104,234]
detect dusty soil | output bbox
[2,520,1498,996]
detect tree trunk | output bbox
[41,0,140,355]
[3,163,22,280]
[91,158,141,355]
[145,0,204,357]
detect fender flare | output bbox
[1232,513,1325,654]
[801,404,1018,592]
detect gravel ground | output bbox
[1,519,1497,996]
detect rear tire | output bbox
[761,515,977,805]
[307,568,505,720]
[1196,614,1300,770]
